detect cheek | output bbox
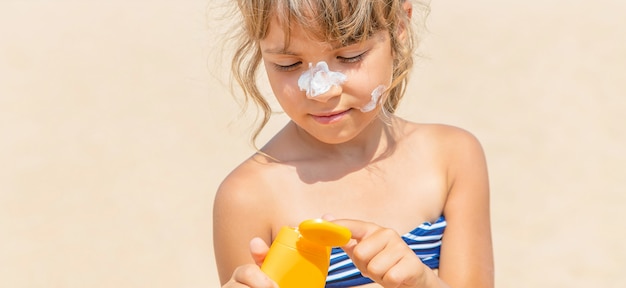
[265,69,288,93]
[266,71,301,106]
[347,66,392,97]
[348,52,394,89]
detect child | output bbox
[213,0,494,287]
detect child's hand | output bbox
[221,238,278,288]
[331,219,431,288]
[249,237,271,267]
[222,264,278,288]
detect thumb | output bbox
[249,237,270,267]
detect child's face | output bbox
[260,17,395,144]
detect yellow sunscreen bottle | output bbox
[261,219,351,288]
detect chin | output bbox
[309,129,363,145]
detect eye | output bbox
[338,51,368,64]
[273,61,302,72]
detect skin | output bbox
[213,5,494,288]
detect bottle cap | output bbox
[298,219,351,247]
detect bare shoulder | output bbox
[431,123,485,168]
[403,122,485,158]
[410,122,481,143]
[400,121,488,192]
[213,122,305,234]
[213,154,284,219]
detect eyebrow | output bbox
[263,42,361,56]
[262,48,298,55]
[262,35,371,56]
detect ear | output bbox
[402,0,413,19]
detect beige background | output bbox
[1,0,624,287]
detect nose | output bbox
[298,61,347,102]
[306,83,343,103]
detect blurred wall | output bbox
[1,1,624,287]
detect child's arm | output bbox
[437,128,494,288]
[213,164,277,287]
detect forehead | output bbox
[261,16,336,52]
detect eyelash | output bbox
[273,62,302,72]
[272,51,368,72]
[338,51,367,63]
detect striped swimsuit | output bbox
[325,216,447,287]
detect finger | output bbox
[249,237,270,267]
[365,242,404,279]
[329,219,386,276]
[330,219,380,242]
[365,242,421,285]
[380,255,426,288]
[230,264,278,288]
[330,219,385,256]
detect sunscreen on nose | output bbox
[298,62,347,97]
[261,219,351,288]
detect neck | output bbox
[293,116,399,165]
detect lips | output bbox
[310,109,351,124]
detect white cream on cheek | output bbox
[360,85,387,112]
[298,61,347,97]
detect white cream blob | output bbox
[298,61,347,97]
[360,85,387,112]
